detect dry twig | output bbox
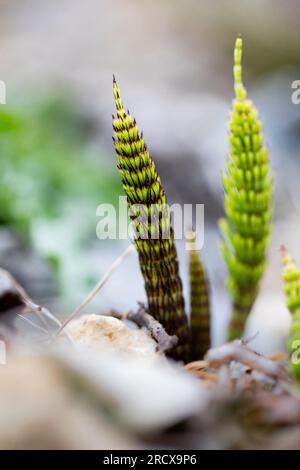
[56,245,135,336]
[0,268,73,344]
[108,304,178,354]
[205,340,289,381]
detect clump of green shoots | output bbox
[112,77,189,360]
[187,231,210,360]
[280,245,300,379]
[220,38,272,340]
[109,38,274,362]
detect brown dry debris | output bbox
[107,304,178,354]
[178,339,300,448]
[1,268,300,449]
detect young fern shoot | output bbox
[112,77,189,360]
[187,231,210,360]
[280,246,300,379]
[220,38,272,340]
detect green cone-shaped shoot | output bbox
[281,246,300,379]
[220,38,272,340]
[187,231,210,360]
[112,77,189,360]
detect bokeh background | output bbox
[0,0,299,351]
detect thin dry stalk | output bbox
[56,245,135,336]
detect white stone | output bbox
[66,314,159,359]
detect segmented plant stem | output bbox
[187,231,210,360]
[112,77,189,360]
[220,38,272,340]
[281,246,300,379]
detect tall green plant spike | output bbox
[112,77,189,360]
[187,231,211,360]
[280,246,300,379]
[220,38,272,340]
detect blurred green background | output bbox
[0,96,121,307]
